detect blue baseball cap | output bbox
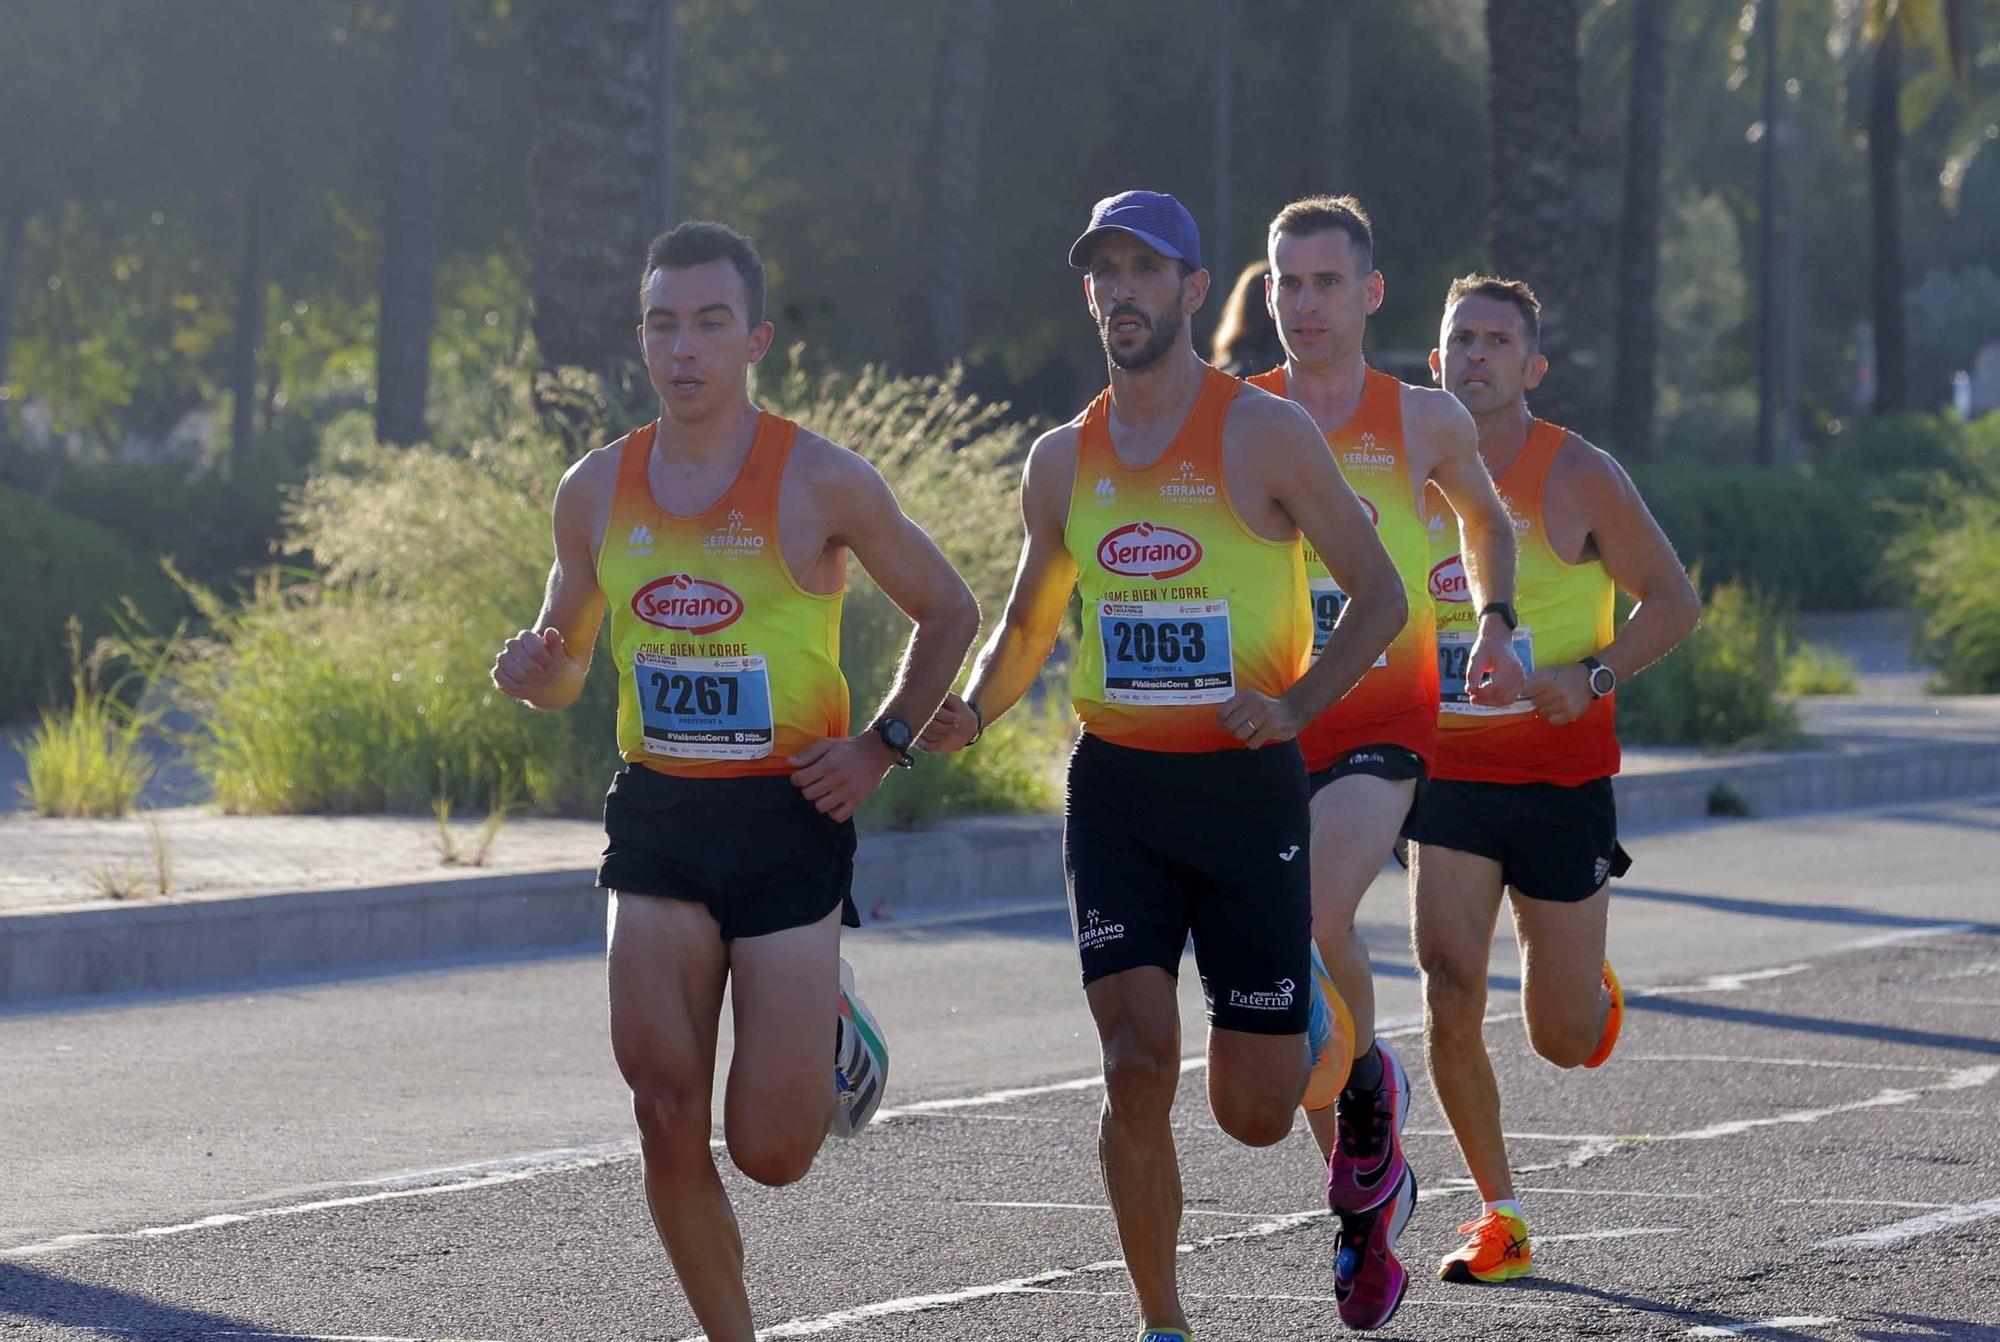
[1068,190,1203,272]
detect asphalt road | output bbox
[4,794,1998,1340]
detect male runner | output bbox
[923,190,1405,1342]
[1409,275,1698,1286]
[490,222,977,1341]
[1245,195,1524,1330]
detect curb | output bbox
[4,741,1994,1009]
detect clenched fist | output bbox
[492,627,568,704]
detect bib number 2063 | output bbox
[1100,599,1234,706]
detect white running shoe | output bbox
[831,957,888,1138]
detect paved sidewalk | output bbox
[4,694,1996,919]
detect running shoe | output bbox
[1582,959,1623,1069]
[1334,1164,1416,1331]
[1438,1206,1532,1284]
[1302,941,1355,1112]
[1324,1037,1410,1214]
[1136,1331,1191,1342]
[831,957,888,1138]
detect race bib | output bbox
[1438,627,1535,716]
[1100,599,1234,705]
[1308,578,1389,666]
[633,652,776,759]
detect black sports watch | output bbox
[871,715,916,768]
[1479,601,1519,632]
[964,698,985,746]
[1582,655,1616,699]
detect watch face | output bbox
[878,718,913,751]
[1590,666,1616,697]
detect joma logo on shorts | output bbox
[1097,522,1203,580]
[632,574,745,635]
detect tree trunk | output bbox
[652,0,678,229]
[376,0,453,446]
[1613,0,1668,462]
[528,0,658,375]
[1302,0,1354,196]
[1486,0,1582,426]
[0,196,25,393]
[229,175,264,475]
[915,0,996,371]
[1210,0,1234,280]
[1869,22,1906,414]
[1754,0,1779,463]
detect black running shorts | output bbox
[1063,733,1314,1035]
[1404,776,1632,904]
[597,765,861,940]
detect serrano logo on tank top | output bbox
[1429,555,1470,604]
[1096,521,1204,580]
[631,574,745,635]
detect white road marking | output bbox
[1636,964,1808,995]
[1684,1318,1841,1338]
[1815,1195,2000,1249]
[1626,1054,1950,1073]
[1407,1128,1623,1142]
[1911,995,2000,1007]
[875,1055,1205,1121]
[960,1200,1292,1221]
[1832,922,1975,951]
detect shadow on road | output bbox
[1523,1275,1839,1339]
[0,1260,317,1338]
[1625,990,2000,1057]
[1617,885,2000,937]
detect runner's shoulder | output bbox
[1025,416,1083,480]
[1399,381,1476,441]
[553,434,628,521]
[1226,377,1322,457]
[784,424,898,513]
[1547,427,1642,510]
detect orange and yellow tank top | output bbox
[1246,366,1439,769]
[1065,365,1311,753]
[1427,418,1618,785]
[599,415,848,779]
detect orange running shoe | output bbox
[1438,1207,1532,1284]
[1583,960,1623,1069]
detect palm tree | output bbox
[1614,0,1670,461]
[1486,0,1583,426]
[916,0,997,371]
[376,0,454,446]
[1858,0,1968,415]
[528,0,658,375]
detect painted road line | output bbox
[960,1200,1299,1222]
[1535,1227,1684,1243]
[1684,1319,1841,1338]
[1815,1196,2000,1249]
[1625,1054,1950,1073]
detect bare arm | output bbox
[490,456,610,711]
[787,445,979,819]
[1219,398,1405,746]
[1521,443,1700,725]
[922,428,1080,750]
[1414,387,1523,705]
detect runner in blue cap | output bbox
[924,189,1405,1342]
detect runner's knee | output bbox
[1100,1023,1181,1116]
[1209,1083,1297,1147]
[726,1122,822,1188]
[1524,1008,1598,1070]
[1418,943,1486,1030]
[630,1073,712,1158]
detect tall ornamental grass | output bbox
[157,356,1066,821]
[1893,415,2000,693]
[17,618,158,817]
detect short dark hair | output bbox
[1268,195,1375,272]
[1444,274,1541,347]
[641,221,767,326]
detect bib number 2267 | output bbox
[634,652,776,759]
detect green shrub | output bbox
[1618,579,1801,747]
[863,692,1069,830]
[0,485,183,721]
[16,620,157,817]
[1778,640,1859,696]
[154,356,1061,822]
[1893,415,2000,692]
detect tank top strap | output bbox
[728,411,799,519]
[1508,418,1568,511]
[1077,388,1115,465]
[611,421,659,518]
[1359,367,1404,434]
[1181,365,1241,472]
